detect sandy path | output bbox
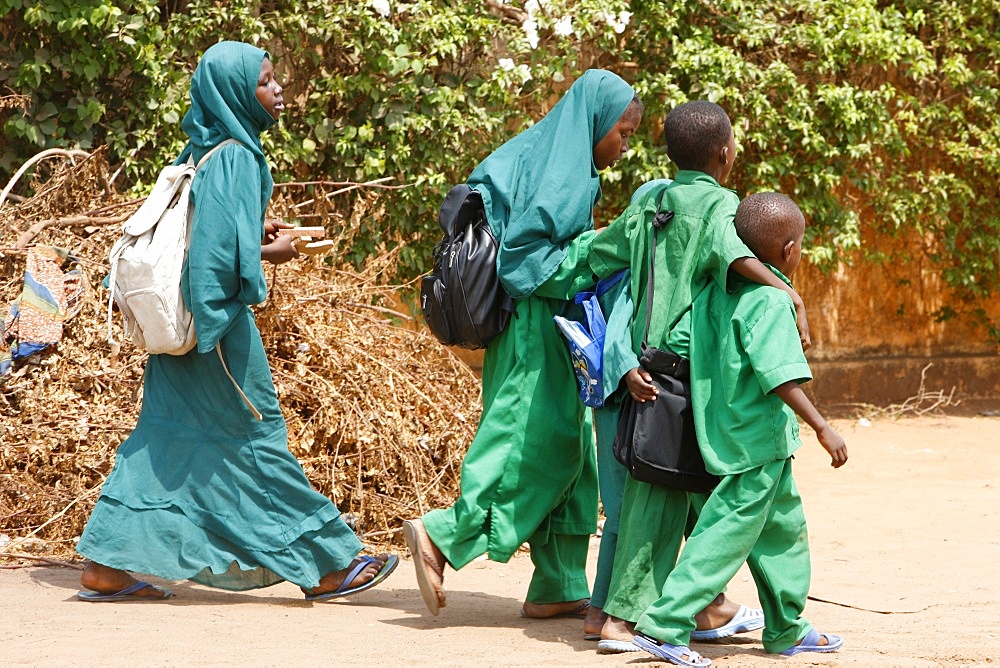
[2,415,999,665]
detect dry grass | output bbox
[0,150,478,561]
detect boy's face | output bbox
[593,103,642,171]
[256,58,285,120]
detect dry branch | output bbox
[0,148,92,211]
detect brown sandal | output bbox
[403,519,446,615]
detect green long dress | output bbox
[76,41,361,591]
[421,69,636,604]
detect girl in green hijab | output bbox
[76,41,397,602]
[405,69,643,619]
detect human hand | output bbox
[263,218,295,243]
[625,367,658,403]
[261,233,299,264]
[816,424,848,468]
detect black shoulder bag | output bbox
[611,186,720,494]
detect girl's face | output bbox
[256,58,285,119]
[593,102,642,171]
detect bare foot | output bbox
[521,598,590,619]
[694,593,740,630]
[79,562,169,599]
[584,604,608,637]
[600,615,636,642]
[302,554,389,597]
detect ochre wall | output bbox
[794,243,1000,408]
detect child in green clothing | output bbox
[588,101,810,651]
[632,193,848,667]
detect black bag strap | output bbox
[642,183,678,349]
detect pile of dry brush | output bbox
[0,149,479,561]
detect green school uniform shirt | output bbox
[588,171,751,355]
[668,267,813,476]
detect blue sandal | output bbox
[77,581,172,602]
[633,634,712,667]
[691,604,764,641]
[780,628,844,655]
[304,554,399,602]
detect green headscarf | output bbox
[469,69,636,299]
[177,41,277,352]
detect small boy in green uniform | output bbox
[587,101,810,651]
[632,192,849,667]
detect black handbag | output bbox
[612,186,720,494]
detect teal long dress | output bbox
[76,42,361,590]
[421,69,636,604]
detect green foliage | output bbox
[1,0,999,335]
[615,0,1000,331]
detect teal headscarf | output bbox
[176,40,276,212]
[177,41,278,352]
[469,69,636,299]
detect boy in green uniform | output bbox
[587,101,811,651]
[632,193,849,667]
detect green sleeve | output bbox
[741,292,812,394]
[597,271,638,399]
[183,145,267,353]
[589,204,643,279]
[533,230,599,299]
[697,196,751,291]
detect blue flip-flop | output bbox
[691,604,765,641]
[780,628,844,655]
[633,634,712,667]
[77,581,172,602]
[305,554,399,602]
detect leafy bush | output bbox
[2,0,998,335]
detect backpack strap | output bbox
[192,138,244,169]
[216,342,263,421]
[641,182,680,350]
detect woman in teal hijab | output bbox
[76,41,397,601]
[405,70,642,619]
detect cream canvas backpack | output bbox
[106,139,240,355]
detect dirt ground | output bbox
[1,414,999,666]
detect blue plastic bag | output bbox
[553,270,626,408]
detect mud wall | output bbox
[794,246,1000,409]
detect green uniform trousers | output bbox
[591,402,626,609]
[422,291,597,605]
[635,457,812,654]
[603,475,701,621]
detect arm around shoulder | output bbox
[730,257,811,351]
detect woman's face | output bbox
[256,58,285,120]
[593,102,642,171]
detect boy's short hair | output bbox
[734,192,804,259]
[663,101,732,172]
